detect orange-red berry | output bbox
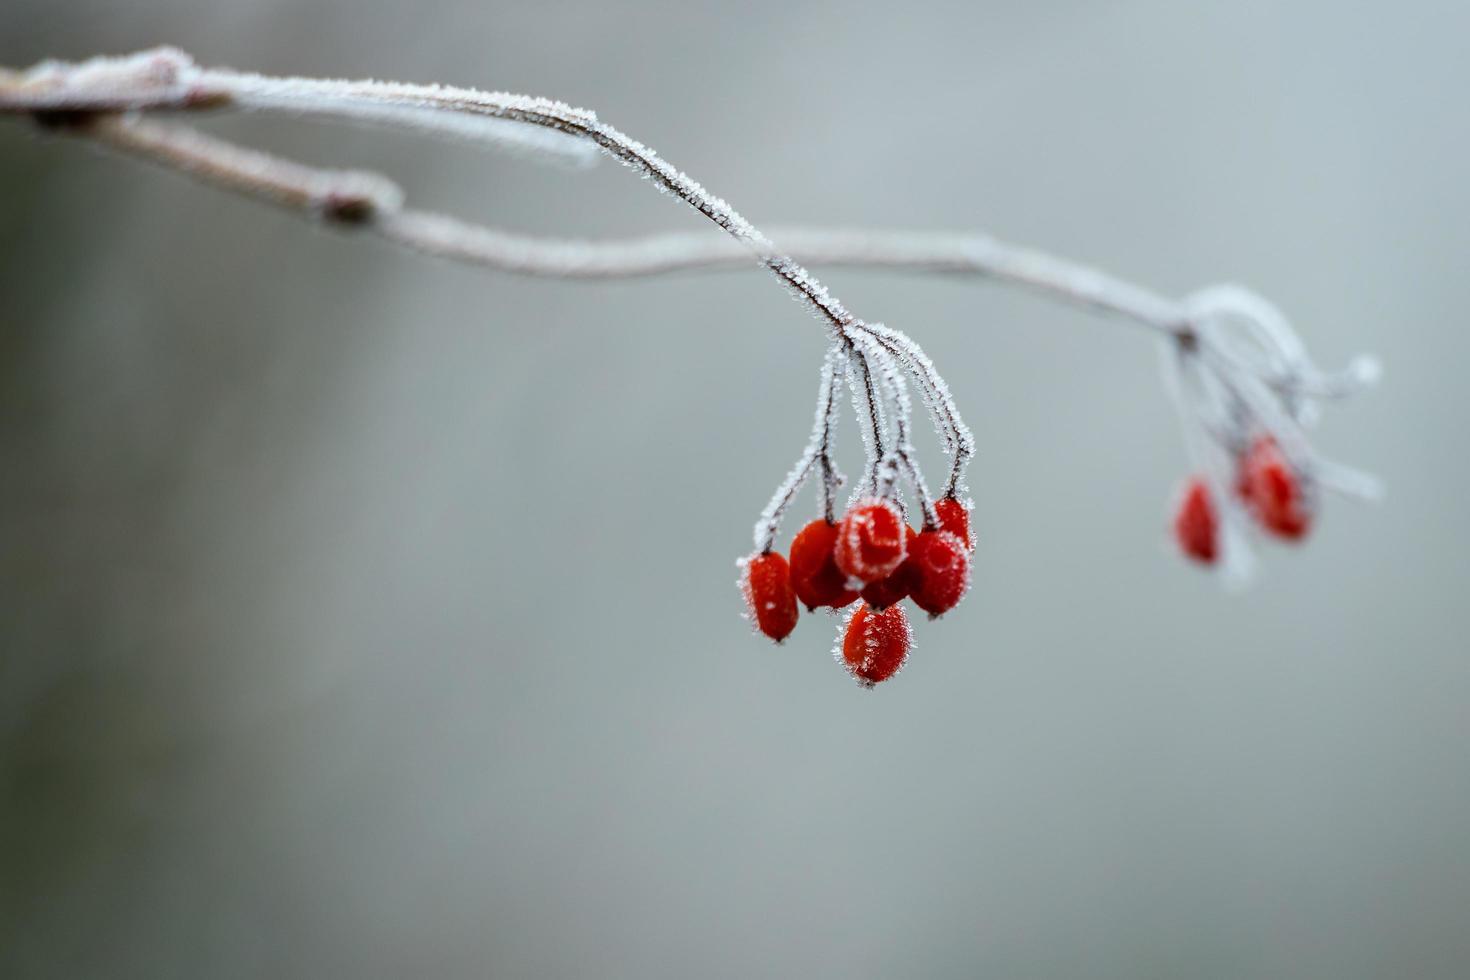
[1241,436,1312,541]
[834,497,907,584]
[860,524,919,610]
[789,519,859,611]
[739,550,799,642]
[1173,477,1218,564]
[840,602,911,687]
[908,529,970,616]
[933,496,973,552]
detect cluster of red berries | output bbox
[739,495,973,687]
[1173,435,1313,565]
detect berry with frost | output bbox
[789,519,859,611]
[834,498,908,584]
[840,601,911,688]
[739,550,799,642]
[907,529,970,617]
[934,496,973,552]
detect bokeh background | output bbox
[2,2,1467,977]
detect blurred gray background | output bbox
[2,2,1466,977]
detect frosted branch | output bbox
[2,49,1186,340]
[0,47,1382,585]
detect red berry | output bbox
[834,498,907,584]
[739,550,799,642]
[789,519,859,611]
[840,602,911,688]
[1173,477,1218,564]
[860,524,919,609]
[933,496,973,552]
[907,530,970,617]
[1241,437,1312,541]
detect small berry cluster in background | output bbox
[1174,436,1310,564]
[1160,285,1381,583]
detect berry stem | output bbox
[753,343,850,552]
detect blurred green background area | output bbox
[2,2,1467,977]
